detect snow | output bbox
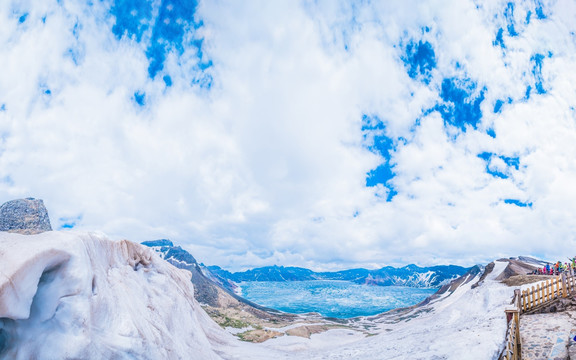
[218,259,518,360]
[225,325,255,335]
[0,232,520,359]
[262,329,367,353]
[391,271,442,287]
[0,231,228,359]
[259,261,513,360]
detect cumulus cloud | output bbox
[1,0,576,271]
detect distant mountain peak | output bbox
[211,263,469,288]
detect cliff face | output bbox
[0,198,52,235]
[141,239,220,307]
[141,240,281,316]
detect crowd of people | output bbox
[531,259,576,275]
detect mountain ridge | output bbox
[140,239,280,314]
[140,239,468,289]
[206,263,469,288]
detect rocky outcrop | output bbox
[494,258,540,281]
[417,265,484,306]
[0,198,52,235]
[141,239,308,343]
[141,239,220,307]
[141,240,285,317]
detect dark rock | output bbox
[472,262,494,289]
[420,265,483,306]
[495,258,540,280]
[141,240,277,315]
[164,246,198,266]
[0,198,52,235]
[525,297,576,315]
[142,240,219,306]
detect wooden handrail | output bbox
[518,274,575,313]
[502,289,521,360]
[502,272,576,359]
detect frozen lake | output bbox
[239,280,438,318]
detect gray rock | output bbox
[0,198,52,235]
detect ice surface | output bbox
[239,280,437,318]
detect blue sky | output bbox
[1,0,576,271]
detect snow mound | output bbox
[0,231,230,359]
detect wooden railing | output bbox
[501,270,576,360]
[563,271,576,296]
[501,290,521,360]
[520,271,576,313]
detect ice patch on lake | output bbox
[239,280,437,318]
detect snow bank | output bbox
[299,260,512,359]
[245,260,514,360]
[0,231,230,359]
[0,232,521,360]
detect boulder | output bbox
[0,198,52,235]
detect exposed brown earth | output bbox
[286,325,342,338]
[237,329,284,343]
[503,275,554,287]
[203,304,351,343]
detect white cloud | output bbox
[1,0,576,271]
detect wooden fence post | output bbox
[513,288,521,359]
[514,310,521,360]
[562,272,568,298]
[505,310,521,359]
[522,290,527,312]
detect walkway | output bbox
[521,311,576,359]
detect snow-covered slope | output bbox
[255,260,516,360]
[0,231,231,359]
[0,231,537,360]
[209,259,532,360]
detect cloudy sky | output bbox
[1,0,575,271]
